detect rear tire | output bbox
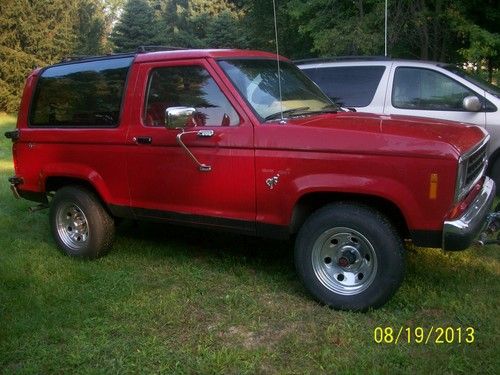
[295,203,405,311]
[49,186,114,259]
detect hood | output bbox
[265,112,487,159]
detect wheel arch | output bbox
[45,176,111,214]
[290,192,410,240]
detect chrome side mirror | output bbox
[462,96,482,112]
[165,106,196,129]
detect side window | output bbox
[301,66,385,107]
[144,66,239,127]
[392,67,479,111]
[30,57,133,127]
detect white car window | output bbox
[393,67,478,111]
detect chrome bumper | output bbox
[443,176,496,251]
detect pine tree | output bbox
[111,0,161,52]
[74,0,107,56]
[205,11,248,48]
[0,0,80,113]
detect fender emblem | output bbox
[266,174,280,190]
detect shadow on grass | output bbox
[113,219,499,305]
[114,219,297,279]
[118,219,290,255]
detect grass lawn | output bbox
[0,113,498,374]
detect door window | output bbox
[144,66,239,127]
[301,66,385,107]
[392,67,479,111]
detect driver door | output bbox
[126,59,256,233]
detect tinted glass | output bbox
[393,67,478,111]
[144,66,239,127]
[301,66,385,107]
[443,65,499,99]
[30,57,133,127]
[219,59,336,121]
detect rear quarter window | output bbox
[301,65,385,107]
[29,57,133,127]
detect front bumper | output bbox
[443,176,496,251]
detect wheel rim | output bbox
[55,202,89,251]
[311,227,378,296]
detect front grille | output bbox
[465,143,487,186]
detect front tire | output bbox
[295,203,405,311]
[49,186,115,258]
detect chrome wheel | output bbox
[55,203,89,251]
[311,227,378,296]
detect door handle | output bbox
[197,129,214,138]
[133,136,152,144]
[176,129,214,172]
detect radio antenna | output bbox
[272,0,284,122]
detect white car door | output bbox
[384,63,486,129]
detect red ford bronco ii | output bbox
[5,49,498,310]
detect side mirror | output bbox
[165,106,196,129]
[462,96,482,112]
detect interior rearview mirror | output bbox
[462,96,482,112]
[165,106,197,129]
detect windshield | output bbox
[443,65,500,98]
[218,59,338,121]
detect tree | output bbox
[0,0,80,113]
[74,0,108,56]
[111,0,161,52]
[239,0,313,58]
[288,0,385,57]
[449,0,500,82]
[204,11,248,48]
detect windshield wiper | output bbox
[264,106,310,121]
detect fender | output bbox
[290,173,423,229]
[40,162,112,203]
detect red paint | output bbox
[10,49,487,241]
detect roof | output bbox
[55,48,288,67]
[134,49,286,63]
[294,56,447,67]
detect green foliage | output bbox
[1,0,498,113]
[204,11,248,48]
[74,0,108,55]
[288,0,385,56]
[0,0,108,113]
[111,0,162,52]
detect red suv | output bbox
[5,48,497,310]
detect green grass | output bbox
[0,113,499,374]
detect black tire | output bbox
[49,185,115,258]
[294,202,405,311]
[489,158,500,196]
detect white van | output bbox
[296,58,500,191]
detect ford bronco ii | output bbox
[5,49,497,310]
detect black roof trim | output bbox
[136,45,186,53]
[294,56,392,64]
[57,46,186,65]
[58,52,136,65]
